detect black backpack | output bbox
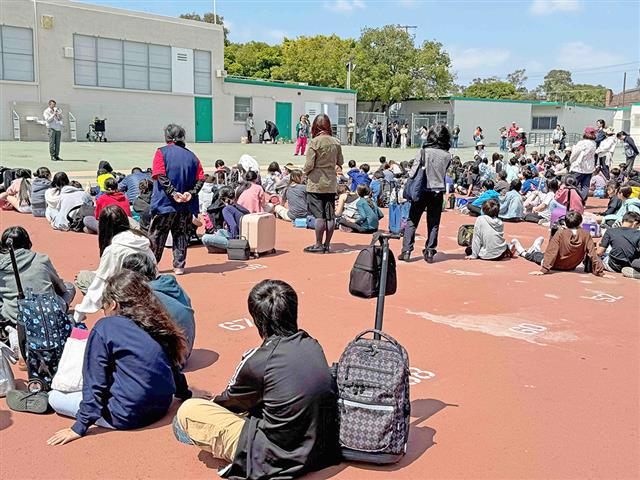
[349,235,397,299]
[66,203,96,232]
[335,329,411,464]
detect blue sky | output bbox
[79,0,640,91]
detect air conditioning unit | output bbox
[216,69,228,78]
[63,47,74,58]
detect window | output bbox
[234,97,252,122]
[193,50,211,95]
[0,26,35,82]
[532,116,558,130]
[73,34,171,92]
[337,104,348,126]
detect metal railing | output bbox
[12,110,20,141]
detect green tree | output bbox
[270,35,354,88]
[540,69,573,102]
[507,69,528,92]
[570,84,607,107]
[224,42,282,79]
[352,26,454,111]
[180,12,229,45]
[463,81,518,99]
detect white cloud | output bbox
[529,0,581,16]
[555,41,624,70]
[449,47,512,72]
[267,29,289,42]
[324,0,365,13]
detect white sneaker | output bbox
[532,236,545,253]
[174,268,185,275]
[510,238,525,256]
[622,267,640,279]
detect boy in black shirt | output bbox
[597,212,640,273]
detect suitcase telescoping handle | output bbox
[6,239,25,300]
[373,232,401,340]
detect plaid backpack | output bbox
[335,329,410,464]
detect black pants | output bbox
[246,130,252,143]
[625,156,636,175]
[524,212,542,223]
[523,251,544,265]
[402,191,444,254]
[149,210,192,269]
[338,218,375,234]
[468,203,481,217]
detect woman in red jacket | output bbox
[84,177,131,233]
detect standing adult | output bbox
[499,127,508,152]
[263,120,279,144]
[452,124,460,148]
[552,124,563,151]
[43,99,63,161]
[400,124,452,264]
[595,127,617,179]
[347,117,356,145]
[400,123,409,149]
[508,122,519,150]
[595,119,607,148]
[473,126,483,144]
[303,114,344,254]
[245,113,255,144]
[294,115,310,156]
[366,119,375,145]
[617,131,639,175]
[569,127,598,202]
[375,122,384,147]
[149,124,205,275]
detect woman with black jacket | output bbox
[400,124,452,264]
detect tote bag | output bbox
[51,331,88,393]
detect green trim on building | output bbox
[224,76,357,94]
[445,96,616,111]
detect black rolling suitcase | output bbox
[336,233,411,464]
[7,239,73,392]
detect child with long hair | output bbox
[47,270,190,445]
[0,169,32,213]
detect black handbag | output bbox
[227,237,250,261]
[403,149,427,202]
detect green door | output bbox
[275,102,292,142]
[194,97,213,142]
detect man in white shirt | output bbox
[43,99,63,161]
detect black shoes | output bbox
[398,251,411,262]
[423,249,436,264]
[55,156,63,161]
[304,245,325,254]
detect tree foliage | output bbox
[179,12,229,45]
[538,69,606,106]
[224,42,282,79]
[507,69,528,92]
[463,81,518,99]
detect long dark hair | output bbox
[311,114,332,138]
[52,172,70,193]
[1,226,32,253]
[98,205,148,256]
[235,170,258,201]
[424,124,451,151]
[15,169,31,206]
[102,270,187,367]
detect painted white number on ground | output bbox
[509,323,547,335]
[236,264,267,271]
[218,318,254,331]
[581,293,622,303]
[409,367,435,386]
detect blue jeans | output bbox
[49,390,114,429]
[572,173,592,203]
[202,230,231,251]
[452,137,458,148]
[500,138,507,151]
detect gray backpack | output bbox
[335,329,410,464]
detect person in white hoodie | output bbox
[73,205,155,323]
[466,198,515,261]
[594,127,617,179]
[51,180,93,230]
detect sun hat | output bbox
[475,141,485,147]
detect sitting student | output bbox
[524,178,560,223]
[595,182,622,217]
[465,165,483,197]
[504,156,520,183]
[338,185,384,233]
[118,167,151,204]
[346,159,358,184]
[51,180,94,231]
[599,185,640,228]
[494,170,509,195]
[370,171,384,205]
[513,211,606,276]
[492,152,504,175]
[348,163,371,192]
[45,172,68,222]
[74,205,155,322]
[122,253,195,362]
[133,178,153,232]
[335,184,359,219]
[589,167,608,197]
[84,177,132,234]
[520,168,541,195]
[0,226,75,364]
[173,279,339,479]
[96,160,116,192]
[198,174,217,215]
[478,157,494,182]
[274,170,308,223]
[466,199,514,260]
[596,212,640,273]
[499,180,524,222]
[0,169,32,213]
[236,170,266,214]
[30,167,52,217]
[555,175,584,214]
[468,180,499,216]
[335,164,349,185]
[201,187,250,252]
[262,162,282,195]
[47,270,191,446]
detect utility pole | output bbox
[621,71,627,107]
[213,0,217,24]
[397,25,417,36]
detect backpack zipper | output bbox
[338,398,395,411]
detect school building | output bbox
[358,97,621,148]
[0,0,357,143]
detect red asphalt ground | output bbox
[1,203,639,480]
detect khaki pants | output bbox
[176,399,246,463]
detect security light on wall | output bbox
[63,47,74,58]
[41,15,54,29]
